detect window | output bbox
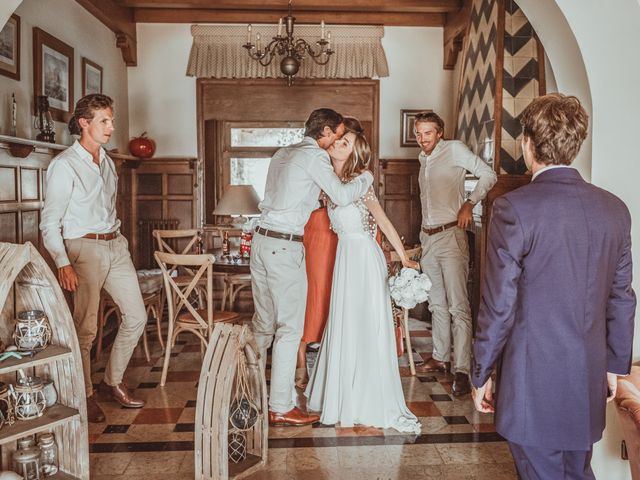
[225,124,304,200]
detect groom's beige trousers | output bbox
[250,232,307,414]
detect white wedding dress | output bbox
[305,190,421,434]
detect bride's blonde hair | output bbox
[341,132,371,180]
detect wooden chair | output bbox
[97,289,163,362]
[206,226,252,311]
[387,246,422,376]
[154,251,241,386]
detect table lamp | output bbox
[213,185,261,227]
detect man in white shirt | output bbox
[414,111,497,397]
[40,94,147,423]
[251,108,373,426]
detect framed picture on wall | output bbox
[400,109,431,147]
[82,57,103,96]
[33,27,74,122]
[0,14,20,80]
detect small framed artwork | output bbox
[33,27,74,122]
[82,57,103,96]
[400,109,431,147]
[0,14,21,80]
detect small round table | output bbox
[210,249,250,274]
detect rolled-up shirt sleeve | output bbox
[306,152,373,206]
[454,142,497,205]
[40,161,73,268]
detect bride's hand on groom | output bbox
[402,258,420,270]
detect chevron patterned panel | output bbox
[500,0,542,174]
[456,0,498,166]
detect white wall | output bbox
[127,24,453,159]
[127,23,196,157]
[0,0,129,151]
[518,1,640,478]
[379,27,454,159]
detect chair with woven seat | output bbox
[387,246,423,376]
[154,251,241,386]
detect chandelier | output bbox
[243,0,334,86]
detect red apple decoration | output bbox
[129,132,156,158]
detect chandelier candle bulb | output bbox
[321,20,325,39]
[246,24,252,44]
[277,18,283,37]
[256,33,261,51]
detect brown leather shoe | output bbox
[452,372,471,397]
[86,395,106,423]
[98,381,145,408]
[269,407,320,427]
[415,357,450,374]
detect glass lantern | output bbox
[12,377,47,420]
[37,433,58,476]
[13,310,52,352]
[13,436,41,480]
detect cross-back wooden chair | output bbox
[154,251,241,386]
[387,246,422,376]
[206,226,253,311]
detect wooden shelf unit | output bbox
[0,242,88,479]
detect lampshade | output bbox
[213,185,261,216]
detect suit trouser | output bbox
[65,234,147,397]
[419,227,472,374]
[509,442,595,480]
[250,233,307,414]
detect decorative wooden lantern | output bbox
[195,324,268,480]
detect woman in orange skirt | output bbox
[295,117,364,389]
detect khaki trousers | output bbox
[250,233,307,414]
[419,227,472,374]
[65,234,147,397]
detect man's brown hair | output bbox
[519,93,588,166]
[414,111,444,133]
[304,108,344,139]
[68,94,114,135]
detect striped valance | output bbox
[186,24,389,80]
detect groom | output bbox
[251,108,373,426]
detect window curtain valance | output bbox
[186,24,389,80]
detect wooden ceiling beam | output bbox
[442,0,470,69]
[134,9,446,26]
[117,0,461,13]
[75,0,138,66]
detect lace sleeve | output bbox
[360,186,377,203]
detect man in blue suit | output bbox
[471,93,635,479]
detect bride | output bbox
[305,130,422,434]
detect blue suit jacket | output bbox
[472,167,635,450]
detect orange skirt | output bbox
[302,207,338,343]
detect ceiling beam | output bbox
[442,0,471,69]
[76,0,138,66]
[117,0,461,13]
[134,9,446,26]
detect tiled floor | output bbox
[88,318,517,479]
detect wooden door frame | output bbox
[196,78,380,227]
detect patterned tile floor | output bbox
[88,318,517,479]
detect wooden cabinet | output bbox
[379,158,421,246]
[128,157,199,268]
[0,242,88,479]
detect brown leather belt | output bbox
[422,221,459,236]
[255,226,303,243]
[83,231,118,241]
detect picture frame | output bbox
[33,27,74,122]
[400,109,431,147]
[0,14,21,80]
[82,57,103,96]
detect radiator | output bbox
[138,218,180,269]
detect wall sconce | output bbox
[34,95,55,143]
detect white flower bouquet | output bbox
[388,267,432,309]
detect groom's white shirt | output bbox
[258,136,373,235]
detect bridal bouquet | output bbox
[388,267,432,309]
